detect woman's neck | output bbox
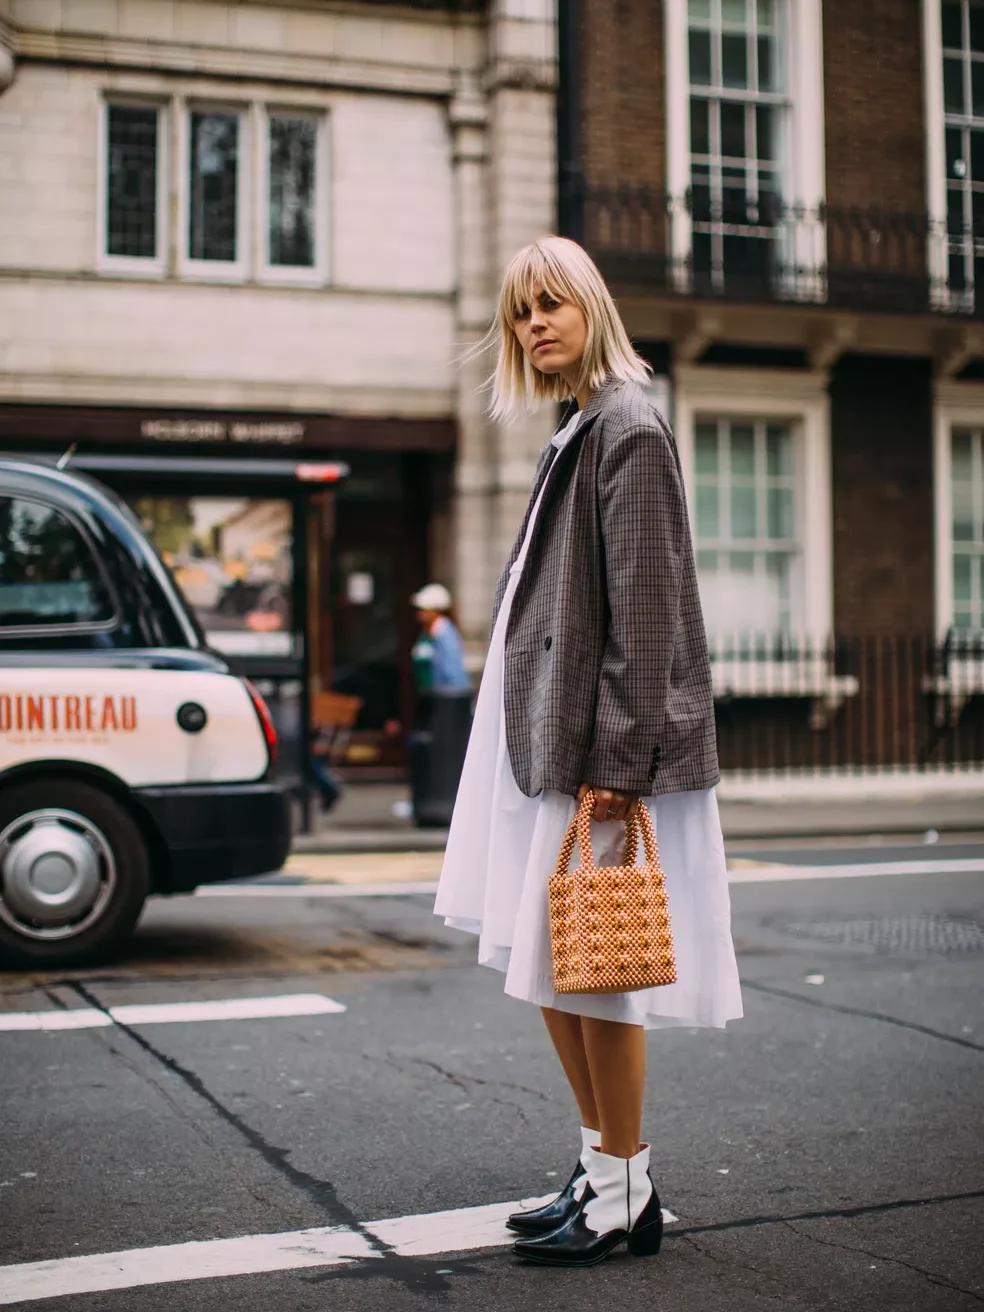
[560,363,592,411]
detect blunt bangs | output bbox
[489,236,652,422]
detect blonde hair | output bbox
[488,236,652,421]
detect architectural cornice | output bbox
[14,27,470,96]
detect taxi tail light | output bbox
[244,679,278,773]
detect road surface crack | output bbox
[66,981,384,1248]
[680,1233,792,1300]
[780,1218,984,1303]
[385,1053,549,1124]
[743,980,984,1053]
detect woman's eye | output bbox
[514,304,530,320]
[541,297,560,311]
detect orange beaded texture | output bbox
[549,791,677,995]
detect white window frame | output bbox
[256,105,330,286]
[97,98,168,278]
[178,101,251,283]
[664,0,826,293]
[675,366,833,642]
[923,0,984,310]
[934,380,984,634]
[932,380,984,704]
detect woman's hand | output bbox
[577,784,640,823]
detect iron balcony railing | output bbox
[709,631,984,776]
[571,187,984,317]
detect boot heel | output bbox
[627,1220,663,1257]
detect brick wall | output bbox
[830,355,935,635]
[822,0,927,212]
[578,0,665,192]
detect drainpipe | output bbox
[557,0,582,241]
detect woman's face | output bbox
[512,284,588,379]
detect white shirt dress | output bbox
[434,411,743,1029]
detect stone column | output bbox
[486,0,559,568]
[449,1,559,665]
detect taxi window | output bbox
[0,497,115,630]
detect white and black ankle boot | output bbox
[512,1143,663,1267]
[507,1126,601,1235]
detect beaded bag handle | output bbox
[555,790,660,877]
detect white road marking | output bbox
[195,880,440,898]
[0,1197,680,1304]
[191,856,984,901]
[0,994,345,1033]
[725,856,984,882]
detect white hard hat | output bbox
[411,582,453,611]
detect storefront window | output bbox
[127,496,294,656]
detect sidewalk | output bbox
[292,773,984,853]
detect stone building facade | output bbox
[0,0,556,769]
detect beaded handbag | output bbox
[549,790,677,995]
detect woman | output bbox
[434,236,742,1267]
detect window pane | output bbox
[722,33,748,87]
[971,127,984,181]
[767,486,794,539]
[721,101,746,158]
[730,424,755,475]
[268,116,317,268]
[948,125,967,178]
[689,28,712,84]
[722,0,747,23]
[729,551,755,573]
[973,187,984,231]
[690,98,710,154]
[189,111,239,263]
[695,423,719,473]
[696,484,720,538]
[106,106,158,259]
[949,184,967,235]
[766,424,792,474]
[0,499,114,628]
[756,105,775,161]
[696,550,718,574]
[757,0,775,28]
[952,429,976,540]
[944,56,965,113]
[953,551,973,600]
[730,485,757,538]
[128,496,294,656]
[974,61,984,117]
[971,4,984,50]
[942,1,963,47]
[689,0,711,21]
[757,34,776,90]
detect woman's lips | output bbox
[534,339,558,352]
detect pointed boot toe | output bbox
[507,1127,599,1236]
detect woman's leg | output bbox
[541,1007,599,1130]
[581,1016,646,1158]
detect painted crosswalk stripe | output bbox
[0,993,346,1033]
[0,1197,680,1304]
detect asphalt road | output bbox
[1,851,983,1312]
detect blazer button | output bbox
[544,636,553,650]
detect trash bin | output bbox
[409,689,473,828]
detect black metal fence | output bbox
[711,633,984,776]
[573,188,982,318]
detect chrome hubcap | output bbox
[0,809,117,941]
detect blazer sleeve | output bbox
[582,418,688,795]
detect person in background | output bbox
[411,583,471,693]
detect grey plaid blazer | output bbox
[493,376,719,799]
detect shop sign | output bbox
[140,419,305,444]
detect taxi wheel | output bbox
[0,778,150,969]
